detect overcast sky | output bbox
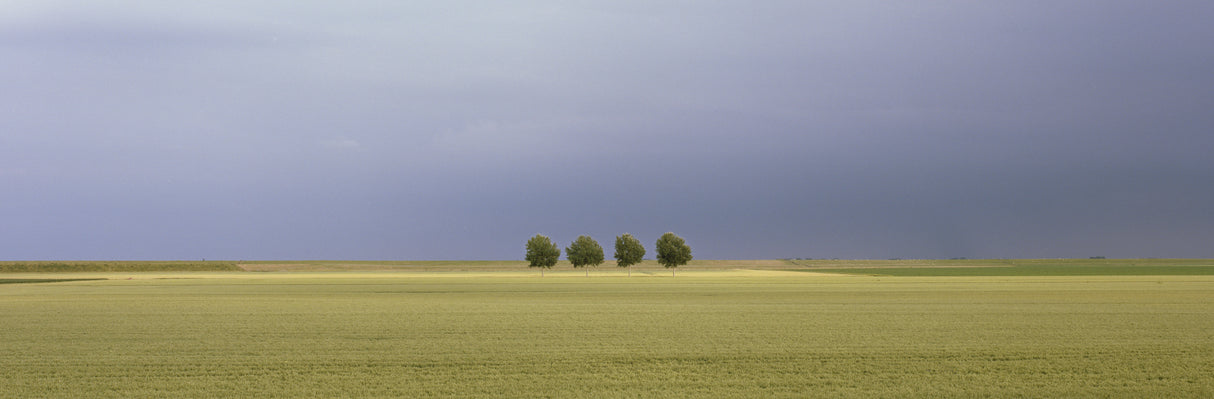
[3,1,1212,260]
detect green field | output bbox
[3,264,1213,397]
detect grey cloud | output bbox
[2,1,1212,260]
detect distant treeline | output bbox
[0,261,243,272]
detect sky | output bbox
[2,1,1212,260]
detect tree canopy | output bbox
[614,233,645,273]
[565,235,604,276]
[655,232,692,275]
[525,234,560,272]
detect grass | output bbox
[2,270,1213,397]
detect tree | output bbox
[655,232,692,277]
[525,234,560,277]
[565,235,604,277]
[614,233,645,277]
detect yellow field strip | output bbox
[1,269,848,280]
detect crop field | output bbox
[3,263,1213,397]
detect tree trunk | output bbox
[628,266,631,277]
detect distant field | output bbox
[2,271,1212,397]
[9,258,1212,275]
[235,259,793,272]
[0,261,241,272]
[785,258,1214,276]
[0,278,104,284]
[0,259,792,273]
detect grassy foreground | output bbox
[2,271,1213,397]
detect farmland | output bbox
[2,261,1213,397]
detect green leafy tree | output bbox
[525,234,560,276]
[614,233,645,277]
[655,232,692,277]
[565,235,604,277]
